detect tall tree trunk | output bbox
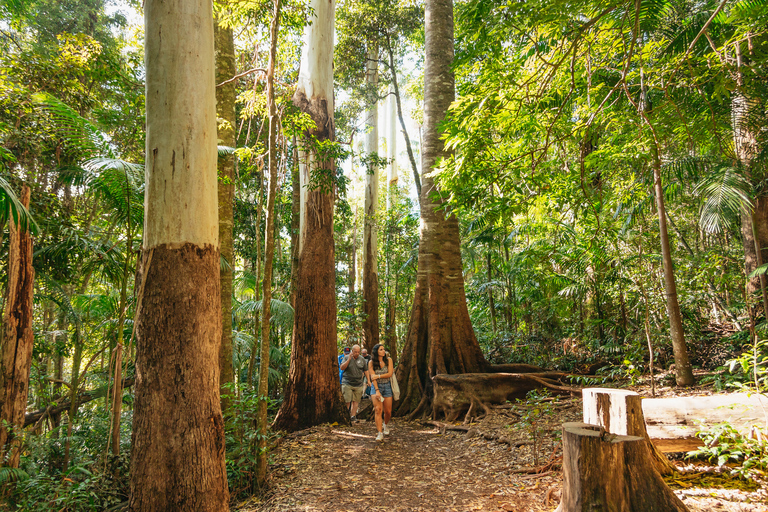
[362,43,380,351]
[247,175,265,388]
[290,139,300,309]
[273,0,347,431]
[256,0,281,486]
[130,0,228,508]
[0,185,34,469]
[215,13,237,409]
[394,0,488,419]
[387,83,398,208]
[650,143,694,386]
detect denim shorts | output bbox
[378,380,393,398]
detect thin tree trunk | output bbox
[650,142,694,386]
[394,0,488,419]
[130,0,228,507]
[63,329,82,472]
[256,0,281,486]
[247,175,265,388]
[487,249,497,333]
[273,0,347,431]
[385,40,421,202]
[362,43,380,351]
[0,185,34,468]
[109,228,132,463]
[215,14,237,410]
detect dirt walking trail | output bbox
[237,399,766,512]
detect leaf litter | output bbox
[235,393,767,512]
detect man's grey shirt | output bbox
[341,355,368,387]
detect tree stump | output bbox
[582,388,675,475]
[556,423,689,512]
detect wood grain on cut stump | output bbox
[556,422,689,512]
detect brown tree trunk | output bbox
[131,0,228,507]
[215,14,237,409]
[394,0,488,419]
[273,0,347,431]
[256,0,281,486]
[362,43,380,351]
[0,185,34,468]
[555,423,688,512]
[651,143,694,386]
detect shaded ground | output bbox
[237,382,767,512]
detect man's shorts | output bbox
[342,383,365,403]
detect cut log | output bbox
[642,393,768,440]
[556,422,689,512]
[582,388,675,475]
[432,372,580,422]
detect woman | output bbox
[368,343,394,442]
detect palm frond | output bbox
[695,166,752,233]
[234,298,295,328]
[32,92,108,157]
[0,175,37,232]
[0,467,29,485]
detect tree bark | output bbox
[0,185,34,469]
[131,0,228,508]
[555,423,688,512]
[432,372,578,423]
[256,0,281,486]
[650,143,694,386]
[394,0,488,418]
[215,13,237,409]
[362,43,380,351]
[273,0,347,431]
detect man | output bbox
[339,344,368,422]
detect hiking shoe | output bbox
[350,416,357,423]
[376,432,384,442]
[383,423,390,435]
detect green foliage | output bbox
[223,386,280,497]
[687,422,768,478]
[510,389,561,467]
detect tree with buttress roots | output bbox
[394,0,489,418]
[273,0,349,431]
[130,0,229,509]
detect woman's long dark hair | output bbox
[371,343,387,371]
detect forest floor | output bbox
[236,376,767,512]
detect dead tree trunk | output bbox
[0,185,34,468]
[582,388,675,476]
[432,372,578,423]
[556,423,688,512]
